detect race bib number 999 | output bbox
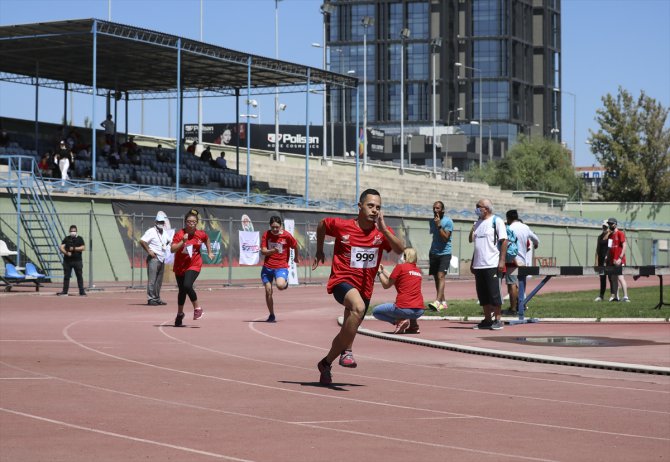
[350,246,378,268]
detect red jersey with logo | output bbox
[390,262,424,309]
[608,229,626,264]
[172,229,208,276]
[262,229,298,269]
[324,217,394,300]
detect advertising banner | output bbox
[238,231,260,265]
[283,219,299,285]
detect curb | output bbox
[345,317,670,375]
[364,315,670,323]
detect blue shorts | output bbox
[261,266,289,285]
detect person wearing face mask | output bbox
[312,189,405,385]
[470,198,507,330]
[260,216,300,322]
[57,225,86,296]
[170,209,214,326]
[605,217,629,302]
[373,247,425,334]
[140,211,172,306]
[593,220,611,302]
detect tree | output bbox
[466,135,583,197]
[588,87,670,202]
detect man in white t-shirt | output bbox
[469,198,507,330]
[140,211,172,306]
[505,210,539,315]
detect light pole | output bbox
[320,3,335,161]
[275,102,286,154]
[399,27,410,173]
[550,127,560,141]
[443,107,462,170]
[470,121,491,159]
[274,0,283,161]
[430,38,441,175]
[559,89,577,165]
[362,16,373,168]
[455,62,482,168]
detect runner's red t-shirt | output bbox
[390,262,424,309]
[172,229,208,276]
[262,229,297,269]
[324,217,394,300]
[608,229,626,264]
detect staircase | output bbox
[0,155,66,276]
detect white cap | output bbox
[601,220,608,227]
[155,211,168,222]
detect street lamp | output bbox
[362,15,374,168]
[247,99,260,124]
[550,127,560,141]
[455,62,482,168]
[319,3,335,161]
[556,88,577,165]
[399,27,410,173]
[430,38,441,175]
[274,0,284,161]
[443,106,462,170]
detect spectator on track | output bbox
[606,217,629,302]
[427,200,453,312]
[594,220,611,302]
[57,225,86,296]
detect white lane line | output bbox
[247,315,670,395]
[0,377,52,380]
[296,416,474,424]
[0,407,256,462]
[63,321,670,442]
[0,362,558,462]
[0,340,70,342]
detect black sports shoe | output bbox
[266,314,276,322]
[56,292,68,296]
[148,300,160,306]
[158,300,168,305]
[318,358,332,385]
[474,319,494,330]
[174,312,185,327]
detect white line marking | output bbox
[0,377,52,380]
[0,407,256,462]
[61,321,670,442]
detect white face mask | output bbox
[70,232,77,238]
[475,207,483,218]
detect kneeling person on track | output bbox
[260,216,299,323]
[373,247,425,334]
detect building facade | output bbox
[324,0,561,170]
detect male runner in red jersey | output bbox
[312,188,405,385]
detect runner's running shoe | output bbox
[339,350,357,368]
[174,312,185,327]
[193,307,204,320]
[393,319,410,334]
[318,359,332,385]
[267,314,276,322]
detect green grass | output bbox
[423,286,670,319]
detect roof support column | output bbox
[91,20,97,182]
[235,88,240,176]
[175,38,182,191]
[305,69,311,208]
[34,62,39,154]
[355,85,360,204]
[245,56,252,201]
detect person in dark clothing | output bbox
[593,220,610,302]
[200,146,213,164]
[57,225,86,296]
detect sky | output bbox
[0,0,668,167]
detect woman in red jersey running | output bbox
[260,216,299,322]
[170,209,214,327]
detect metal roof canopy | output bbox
[0,18,358,99]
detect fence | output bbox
[1,211,669,288]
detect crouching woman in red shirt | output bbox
[373,247,425,334]
[171,209,214,327]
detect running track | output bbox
[1,277,669,461]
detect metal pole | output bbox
[362,25,368,169]
[400,38,405,173]
[197,0,203,144]
[92,21,97,182]
[130,213,136,287]
[432,49,437,175]
[227,217,233,286]
[322,21,327,161]
[34,62,39,156]
[274,0,280,162]
[176,38,182,191]
[478,71,482,168]
[246,57,252,200]
[88,208,94,289]
[355,86,360,202]
[305,69,311,207]
[342,82,346,158]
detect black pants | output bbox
[176,270,199,306]
[63,260,84,294]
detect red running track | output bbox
[1,277,669,461]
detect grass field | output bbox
[424,286,670,319]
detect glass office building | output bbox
[324,0,561,169]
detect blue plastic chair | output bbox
[5,263,25,280]
[25,262,46,278]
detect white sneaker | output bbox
[594,296,603,302]
[439,301,448,310]
[622,296,630,302]
[608,295,619,302]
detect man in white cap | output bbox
[140,211,171,305]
